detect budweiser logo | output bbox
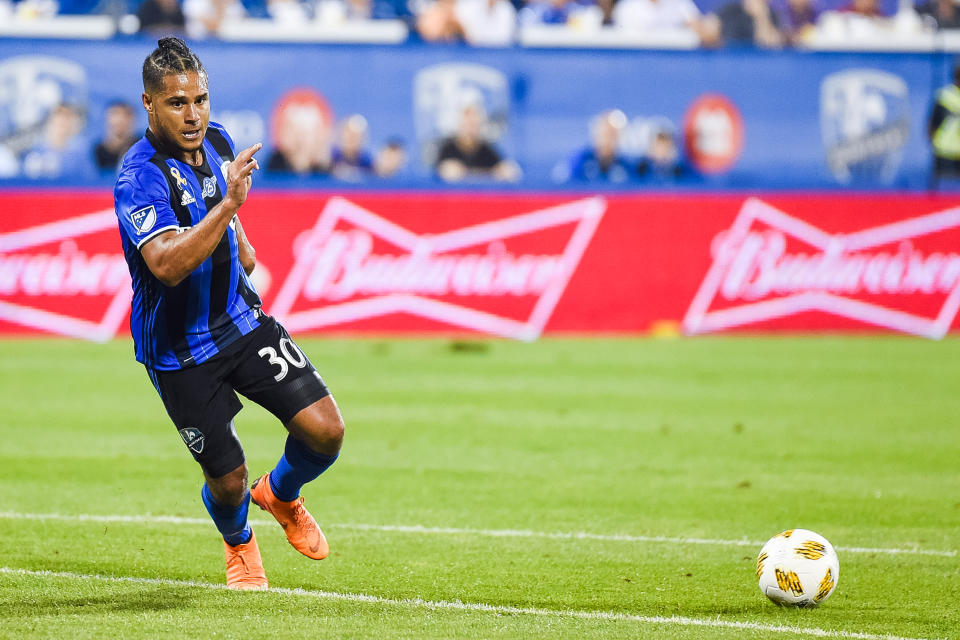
[271,196,606,339]
[0,209,131,341]
[300,231,562,301]
[0,239,128,296]
[684,198,960,338]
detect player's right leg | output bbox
[150,363,267,589]
[203,459,267,590]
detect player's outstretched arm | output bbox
[141,143,261,287]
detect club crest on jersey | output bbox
[169,166,188,189]
[202,176,217,198]
[180,190,196,206]
[129,205,156,234]
[178,427,204,453]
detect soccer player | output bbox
[113,37,344,590]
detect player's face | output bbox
[144,70,210,161]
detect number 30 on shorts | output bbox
[258,338,307,382]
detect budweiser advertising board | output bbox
[2,191,960,340]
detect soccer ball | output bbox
[756,529,839,607]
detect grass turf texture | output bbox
[0,336,957,639]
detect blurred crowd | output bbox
[0,94,690,185]
[4,0,957,184]
[2,0,957,47]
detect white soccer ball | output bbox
[756,529,840,607]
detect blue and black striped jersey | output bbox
[114,122,263,371]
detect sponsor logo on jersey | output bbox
[202,176,217,198]
[684,198,960,339]
[130,206,157,234]
[270,196,606,340]
[180,190,195,206]
[178,427,205,454]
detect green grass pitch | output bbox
[0,335,958,639]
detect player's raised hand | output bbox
[225,143,262,208]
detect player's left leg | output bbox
[229,316,344,560]
[250,396,344,560]
[270,395,344,499]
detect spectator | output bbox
[703,0,784,47]
[22,104,94,180]
[267,0,312,23]
[416,0,464,41]
[556,109,632,183]
[777,0,819,44]
[0,144,17,178]
[323,0,401,19]
[838,0,885,18]
[266,103,331,176]
[928,62,960,180]
[814,0,890,41]
[435,102,520,182]
[520,0,575,24]
[183,0,245,38]
[331,114,375,180]
[612,0,704,34]
[594,0,616,24]
[916,0,960,29]
[375,138,407,176]
[637,127,687,179]
[136,0,186,34]
[11,0,57,18]
[93,101,137,172]
[456,0,517,46]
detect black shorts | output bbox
[150,316,330,478]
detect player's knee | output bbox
[289,397,344,454]
[206,463,249,506]
[325,413,345,448]
[304,413,344,454]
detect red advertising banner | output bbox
[2,190,960,340]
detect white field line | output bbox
[0,567,942,640]
[0,511,956,558]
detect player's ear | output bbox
[142,92,153,114]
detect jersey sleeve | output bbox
[115,163,180,251]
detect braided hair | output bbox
[142,37,206,94]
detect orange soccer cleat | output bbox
[250,474,329,560]
[224,530,268,590]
